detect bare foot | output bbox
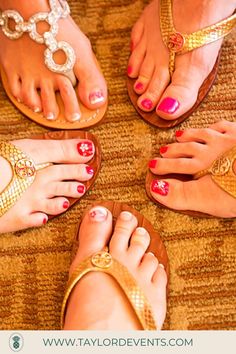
[0,137,96,233]
[0,0,107,122]
[63,206,167,330]
[128,0,236,119]
[149,120,236,217]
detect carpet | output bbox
[0,0,235,330]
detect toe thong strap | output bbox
[0,142,51,217]
[160,0,236,75]
[61,251,157,330]
[193,146,236,199]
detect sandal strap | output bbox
[0,0,76,81]
[193,146,236,199]
[160,0,236,75]
[61,251,157,330]
[0,142,51,217]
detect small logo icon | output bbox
[9,333,24,352]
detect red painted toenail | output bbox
[160,146,168,154]
[77,141,94,157]
[149,159,157,169]
[89,91,105,105]
[157,97,180,114]
[151,179,169,196]
[127,66,132,75]
[63,201,70,209]
[43,218,47,225]
[86,166,94,175]
[176,130,184,137]
[141,98,153,110]
[77,185,86,194]
[135,82,144,91]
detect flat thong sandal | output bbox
[0,130,101,221]
[61,201,169,330]
[0,0,107,130]
[127,0,236,129]
[146,146,236,218]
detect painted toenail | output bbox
[63,201,70,209]
[34,107,41,113]
[157,97,180,114]
[77,185,86,194]
[89,91,105,105]
[159,263,165,269]
[86,166,94,175]
[135,82,144,91]
[136,227,147,235]
[77,141,94,157]
[141,98,153,110]
[176,130,184,137]
[149,159,157,169]
[120,211,133,221]
[160,146,168,154]
[70,113,81,122]
[89,206,108,222]
[43,217,47,225]
[151,179,169,196]
[46,112,55,120]
[127,66,132,75]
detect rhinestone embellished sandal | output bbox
[61,201,169,330]
[0,130,101,224]
[146,146,236,218]
[0,0,107,129]
[127,0,236,128]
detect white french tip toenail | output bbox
[89,91,105,105]
[70,113,81,122]
[147,252,155,257]
[159,264,165,269]
[46,112,55,120]
[120,211,133,221]
[34,107,41,113]
[136,227,147,235]
[89,206,108,222]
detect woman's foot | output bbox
[63,206,167,330]
[0,0,107,122]
[0,137,96,233]
[128,0,236,120]
[149,120,236,217]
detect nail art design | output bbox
[160,146,168,154]
[149,159,157,169]
[89,91,105,105]
[77,141,94,157]
[77,185,86,194]
[141,98,153,110]
[151,179,169,196]
[157,97,180,114]
[176,130,184,137]
[63,201,70,209]
[86,166,94,175]
[89,206,108,221]
[135,82,144,91]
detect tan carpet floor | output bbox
[0,0,235,330]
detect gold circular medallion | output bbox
[15,158,36,178]
[168,32,185,52]
[210,157,231,176]
[91,251,112,269]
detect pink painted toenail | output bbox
[89,206,108,221]
[86,166,94,175]
[141,98,153,110]
[77,141,94,157]
[89,91,105,105]
[77,185,86,194]
[157,97,180,114]
[135,82,144,91]
[176,130,184,137]
[43,218,47,225]
[151,179,169,196]
[127,66,132,75]
[149,159,157,169]
[63,201,70,209]
[160,146,168,154]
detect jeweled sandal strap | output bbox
[0,142,52,217]
[0,0,76,83]
[61,251,157,330]
[160,0,236,75]
[193,146,236,199]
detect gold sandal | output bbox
[146,145,236,218]
[127,0,236,128]
[61,201,170,330]
[0,1,107,130]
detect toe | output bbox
[21,78,42,113]
[133,56,155,95]
[149,157,201,175]
[159,141,206,158]
[139,252,159,280]
[57,76,81,122]
[7,73,22,103]
[175,127,221,144]
[127,38,146,78]
[46,163,94,182]
[109,211,138,255]
[128,227,151,263]
[40,81,59,120]
[24,212,48,229]
[130,19,144,51]
[41,197,71,216]
[51,181,86,198]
